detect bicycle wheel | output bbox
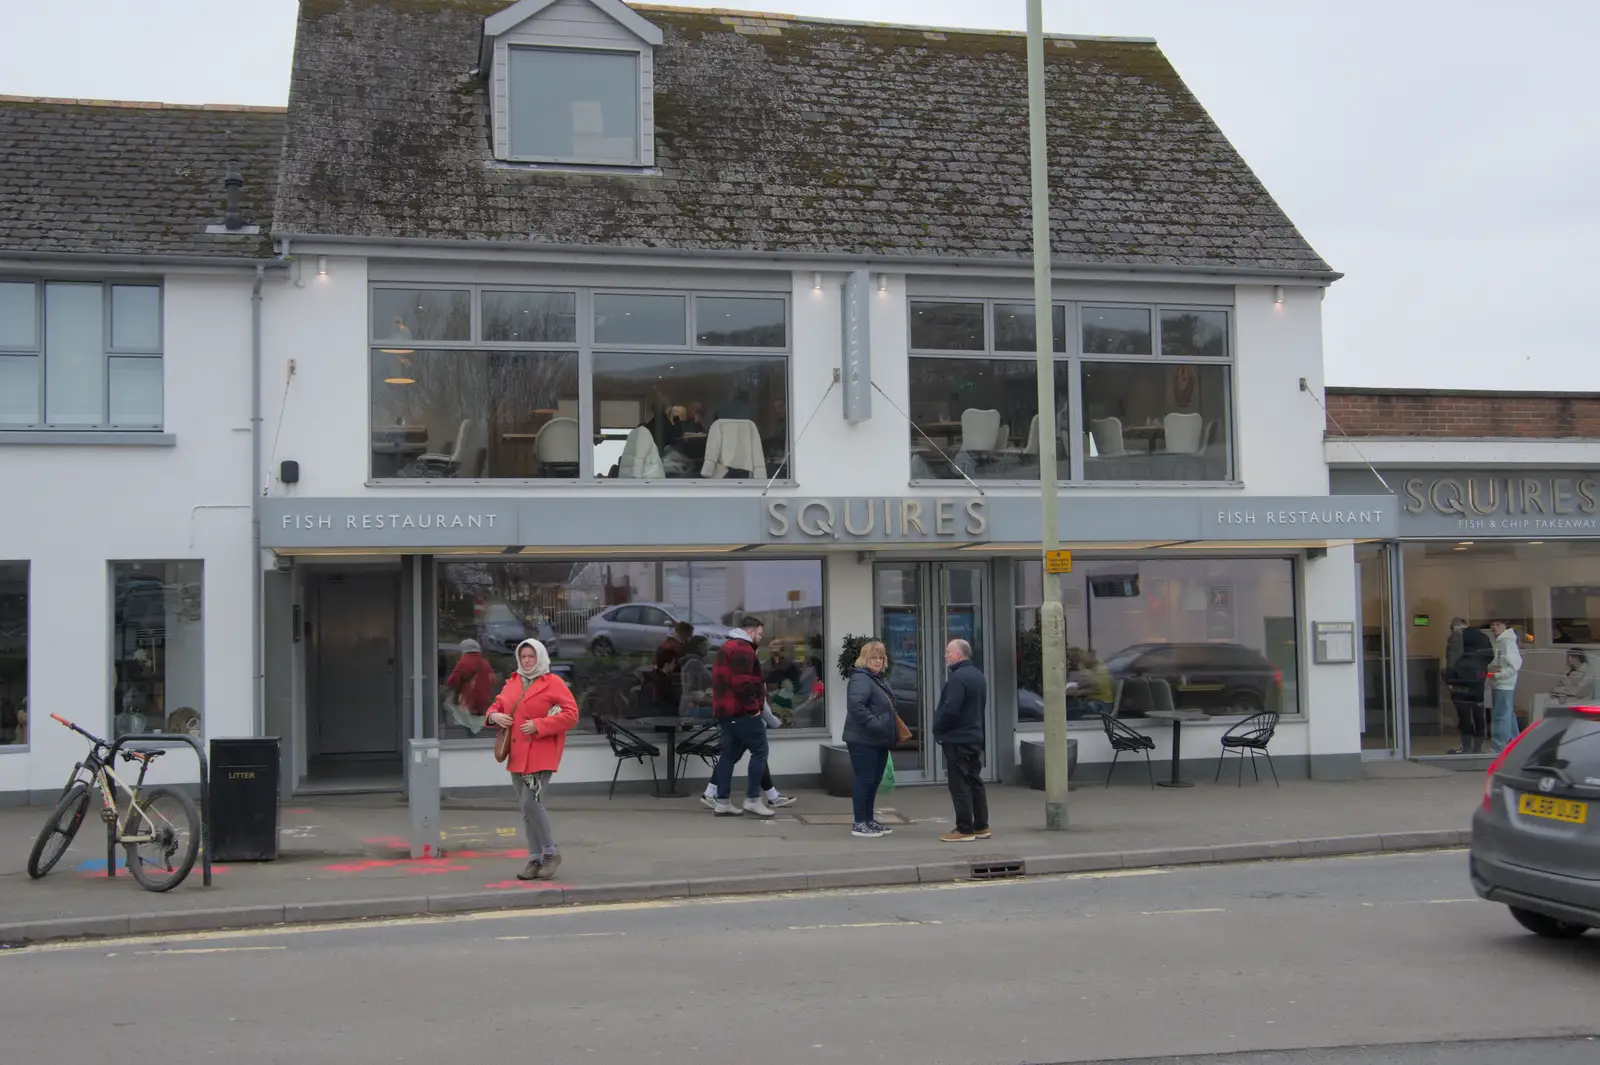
[123,786,200,892]
[28,783,91,879]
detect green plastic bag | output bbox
[880,756,896,793]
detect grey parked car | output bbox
[1470,703,1600,937]
[585,602,731,657]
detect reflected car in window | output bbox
[1102,642,1283,716]
[585,602,731,656]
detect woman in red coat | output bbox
[485,638,579,880]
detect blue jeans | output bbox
[1490,687,1519,748]
[847,742,890,826]
[712,716,769,801]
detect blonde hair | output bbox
[854,639,889,668]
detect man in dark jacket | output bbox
[709,616,775,818]
[932,639,989,842]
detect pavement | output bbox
[4,851,1597,1064]
[0,762,1485,946]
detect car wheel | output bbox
[590,636,614,658]
[1509,906,1591,938]
[1228,689,1264,714]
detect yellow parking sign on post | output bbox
[1045,549,1072,574]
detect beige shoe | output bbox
[940,830,978,843]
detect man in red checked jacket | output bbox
[709,615,775,818]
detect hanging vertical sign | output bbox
[841,269,872,423]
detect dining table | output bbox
[1144,708,1208,788]
[632,715,703,797]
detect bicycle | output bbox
[27,713,201,892]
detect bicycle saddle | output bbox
[121,748,167,762]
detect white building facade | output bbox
[2,2,1390,801]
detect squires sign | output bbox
[1403,476,1598,518]
[764,498,987,541]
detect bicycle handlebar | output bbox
[51,713,108,747]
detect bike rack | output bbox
[103,733,212,888]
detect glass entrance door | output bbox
[1357,543,1401,756]
[873,561,991,783]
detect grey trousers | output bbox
[512,771,557,858]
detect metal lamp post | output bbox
[1026,0,1071,828]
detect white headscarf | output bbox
[515,638,550,681]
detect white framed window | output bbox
[506,45,642,166]
[0,280,164,431]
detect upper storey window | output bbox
[482,0,663,168]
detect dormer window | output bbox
[481,0,663,168]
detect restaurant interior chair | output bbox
[674,723,721,782]
[960,408,1003,454]
[413,418,473,477]
[535,416,581,478]
[1215,711,1280,786]
[1098,711,1157,789]
[1163,412,1204,454]
[594,714,661,799]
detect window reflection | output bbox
[1081,361,1230,481]
[1082,306,1152,355]
[370,349,579,478]
[907,358,1068,481]
[695,297,786,347]
[594,294,686,346]
[591,352,788,480]
[0,563,25,746]
[993,303,1066,353]
[436,559,827,736]
[909,301,984,350]
[1014,557,1298,722]
[1160,309,1227,359]
[481,291,576,343]
[372,289,470,344]
[112,561,205,740]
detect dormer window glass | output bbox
[508,46,639,165]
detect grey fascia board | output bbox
[0,432,176,447]
[483,0,663,45]
[272,232,1343,285]
[0,249,288,271]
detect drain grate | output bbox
[969,859,1025,880]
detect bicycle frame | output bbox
[56,735,171,846]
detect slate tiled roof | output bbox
[0,97,284,259]
[277,1,1332,274]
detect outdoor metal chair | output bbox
[593,714,660,799]
[1098,711,1156,789]
[674,723,721,782]
[1215,711,1280,787]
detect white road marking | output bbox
[788,920,943,931]
[133,946,287,956]
[495,932,625,941]
[1139,908,1226,916]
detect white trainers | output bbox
[713,800,742,816]
[766,794,797,808]
[700,794,719,811]
[742,799,776,818]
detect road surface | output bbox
[2,850,1595,1064]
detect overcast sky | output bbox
[2,0,1594,391]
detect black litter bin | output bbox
[209,737,282,861]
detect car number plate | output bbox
[1517,793,1588,824]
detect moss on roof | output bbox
[275,0,1329,271]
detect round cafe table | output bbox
[632,715,705,797]
[1144,709,1208,788]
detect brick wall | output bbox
[1325,389,1600,439]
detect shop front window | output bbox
[436,558,826,738]
[0,562,25,746]
[111,562,204,740]
[1400,541,1600,757]
[1014,557,1298,723]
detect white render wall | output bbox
[0,270,257,799]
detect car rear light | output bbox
[1482,725,1533,809]
[1272,669,1282,687]
[1571,705,1600,717]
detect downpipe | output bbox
[251,264,265,736]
